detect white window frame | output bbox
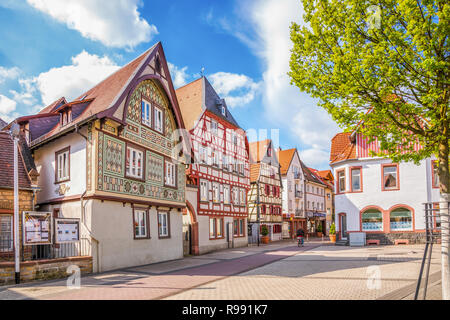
[212,183,220,203]
[209,218,216,238]
[154,106,163,133]
[165,161,176,187]
[126,146,144,179]
[200,180,209,201]
[211,120,218,135]
[56,148,70,182]
[141,98,152,127]
[158,211,169,237]
[134,209,148,239]
[223,185,230,204]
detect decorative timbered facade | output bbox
[248,140,283,242]
[176,77,250,255]
[13,43,187,272]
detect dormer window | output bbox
[60,109,72,126]
[221,105,226,116]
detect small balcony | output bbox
[295,190,302,198]
[294,173,301,180]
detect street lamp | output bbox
[10,122,20,284]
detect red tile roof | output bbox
[329,132,357,164]
[0,132,32,189]
[277,148,296,175]
[248,139,271,163]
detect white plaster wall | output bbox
[332,157,440,233]
[90,200,183,272]
[305,182,325,211]
[34,130,87,203]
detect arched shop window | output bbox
[390,208,412,231]
[362,209,383,231]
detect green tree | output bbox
[289,0,449,298]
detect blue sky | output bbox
[0,0,340,170]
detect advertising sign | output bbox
[55,218,80,243]
[23,211,52,245]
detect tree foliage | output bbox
[289,0,449,171]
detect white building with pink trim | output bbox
[329,132,440,245]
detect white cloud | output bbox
[226,0,339,168]
[168,63,190,88]
[25,50,120,106]
[0,66,20,83]
[0,94,18,122]
[26,0,158,49]
[208,72,261,108]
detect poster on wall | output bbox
[55,218,80,243]
[23,212,52,245]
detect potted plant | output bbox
[329,223,336,243]
[261,225,269,244]
[316,223,323,237]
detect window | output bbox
[211,120,218,135]
[217,218,223,238]
[382,164,399,190]
[232,187,239,205]
[55,147,70,182]
[223,185,230,204]
[210,217,223,239]
[133,209,149,239]
[126,146,144,179]
[222,154,229,170]
[221,106,226,116]
[212,149,220,167]
[0,215,13,251]
[213,183,220,203]
[209,218,216,238]
[390,208,412,231]
[154,106,163,133]
[239,189,246,205]
[158,211,170,238]
[432,161,439,188]
[141,99,152,127]
[233,219,239,236]
[200,180,209,202]
[198,145,207,164]
[351,168,362,192]
[362,209,383,231]
[165,161,176,187]
[239,219,244,236]
[337,170,345,193]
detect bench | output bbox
[366,239,380,246]
[394,239,409,245]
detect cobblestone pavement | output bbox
[0,240,321,300]
[166,244,442,300]
[0,240,442,300]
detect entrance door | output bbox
[340,214,348,240]
[182,223,191,256]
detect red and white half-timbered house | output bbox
[176,77,250,255]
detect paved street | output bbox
[0,240,442,300]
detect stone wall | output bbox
[0,188,34,262]
[365,232,438,245]
[0,256,92,286]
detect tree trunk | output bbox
[438,139,450,299]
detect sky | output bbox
[0,0,340,170]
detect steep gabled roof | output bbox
[277,148,296,175]
[175,76,241,131]
[249,139,270,163]
[309,167,333,190]
[0,132,36,189]
[329,132,357,164]
[250,163,261,183]
[300,160,326,185]
[16,42,185,148]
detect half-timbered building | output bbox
[176,77,250,255]
[247,140,283,242]
[13,42,187,272]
